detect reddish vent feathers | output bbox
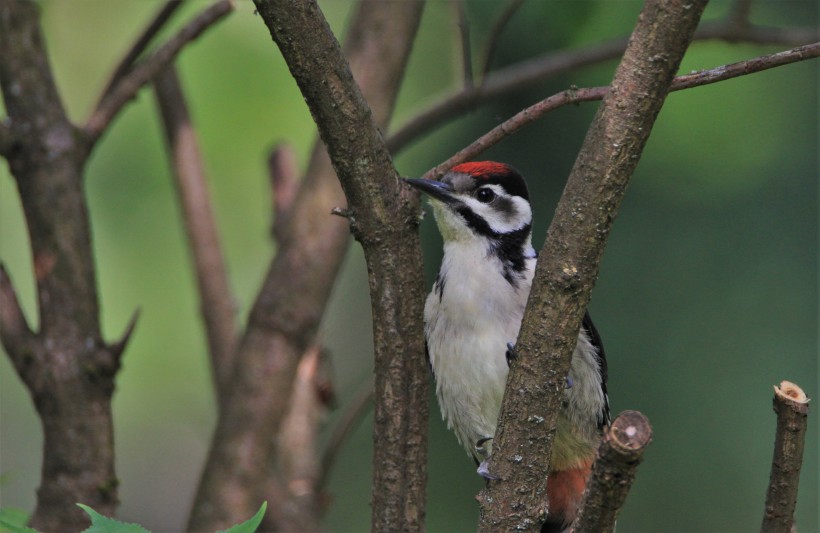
[451,161,513,179]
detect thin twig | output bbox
[454,0,473,88]
[98,0,186,102]
[728,0,754,30]
[424,42,820,179]
[84,0,233,148]
[153,65,237,399]
[319,376,375,489]
[761,381,810,533]
[481,0,525,78]
[387,20,818,154]
[572,411,653,533]
[268,142,300,241]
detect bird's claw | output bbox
[477,459,499,480]
[505,342,517,367]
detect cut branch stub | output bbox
[761,381,810,533]
[573,410,653,533]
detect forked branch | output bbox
[425,42,820,179]
[85,0,233,147]
[477,1,709,530]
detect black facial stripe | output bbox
[455,205,496,238]
[453,204,532,286]
[491,224,532,286]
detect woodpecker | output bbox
[405,161,609,532]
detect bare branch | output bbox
[187,1,426,529]
[84,0,233,148]
[477,1,708,530]
[153,65,237,399]
[252,3,430,532]
[387,19,818,154]
[0,1,128,527]
[573,411,653,533]
[454,0,473,88]
[269,345,328,533]
[480,0,525,78]
[672,42,819,89]
[319,376,374,488]
[728,0,754,29]
[0,118,14,156]
[425,42,820,178]
[267,142,300,241]
[387,35,629,154]
[0,263,36,364]
[98,0,186,102]
[761,381,810,533]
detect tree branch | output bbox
[477,1,708,530]
[761,381,810,533]
[319,376,374,489]
[0,0,130,527]
[0,263,36,362]
[387,18,818,154]
[153,65,237,400]
[266,344,328,533]
[84,0,233,148]
[98,0,185,102]
[187,1,426,529]
[480,0,525,78]
[0,118,13,156]
[454,0,474,88]
[252,2,430,531]
[572,411,653,533]
[267,142,300,241]
[424,42,820,179]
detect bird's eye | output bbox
[476,188,495,203]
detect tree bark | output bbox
[573,411,653,533]
[188,0,426,529]
[761,381,810,533]
[477,1,709,530]
[0,1,125,529]
[251,0,429,531]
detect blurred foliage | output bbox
[1,1,816,532]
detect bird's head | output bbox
[405,161,533,244]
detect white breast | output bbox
[425,240,533,455]
[426,240,606,461]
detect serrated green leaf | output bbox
[0,508,39,533]
[77,504,150,533]
[216,501,267,533]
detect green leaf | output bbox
[217,502,267,533]
[0,507,39,533]
[77,504,150,533]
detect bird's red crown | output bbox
[451,161,513,179]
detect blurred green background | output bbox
[1,1,816,532]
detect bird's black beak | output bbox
[404,178,456,205]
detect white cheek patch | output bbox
[462,186,532,235]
